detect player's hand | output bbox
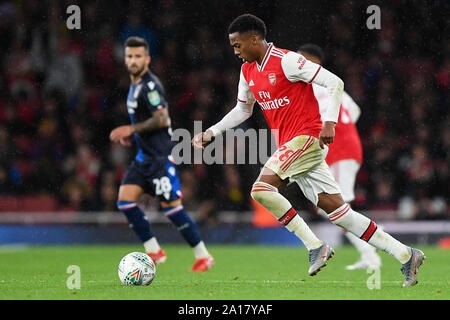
[318,121,336,149]
[110,125,135,146]
[119,137,133,146]
[192,130,214,149]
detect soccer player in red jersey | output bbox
[192,14,424,286]
[298,44,381,270]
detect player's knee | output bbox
[118,185,143,203]
[317,193,345,214]
[117,201,137,212]
[160,198,182,209]
[250,182,278,204]
[162,204,184,216]
[250,183,262,203]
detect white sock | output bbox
[316,208,329,220]
[344,231,377,257]
[368,228,411,264]
[143,237,161,254]
[193,241,209,259]
[286,214,323,251]
[251,182,322,251]
[329,204,411,264]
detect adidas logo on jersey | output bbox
[249,80,255,86]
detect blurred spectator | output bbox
[119,11,159,59]
[44,34,83,103]
[61,177,94,212]
[216,165,246,211]
[96,170,119,212]
[0,163,19,194]
[0,1,447,220]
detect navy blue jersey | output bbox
[126,71,174,162]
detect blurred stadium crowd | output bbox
[0,0,448,221]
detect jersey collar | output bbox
[132,70,150,86]
[256,42,274,72]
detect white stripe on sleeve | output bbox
[281,52,344,123]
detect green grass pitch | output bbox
[0,244,448,300]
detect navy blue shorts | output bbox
[121,156,183,203]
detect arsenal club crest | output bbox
[268,73,277,86]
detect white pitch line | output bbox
[0,244,30,253]
[0,279,448,286]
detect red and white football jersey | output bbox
[313,84,363,165]
[237,43,323,147]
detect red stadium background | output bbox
[0,0,448,246]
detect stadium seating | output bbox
[0,195,58,212]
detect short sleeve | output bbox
[281,51,322,83]
[142,83,168,112]
[237,67,256,105]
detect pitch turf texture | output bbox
[0,244,448,300]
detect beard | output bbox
[127,64,145,77]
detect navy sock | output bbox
[164,205,202,247]
[117,201,154,243]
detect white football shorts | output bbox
[264,135,342,206]
[328,159,361,203]
[290,160,342,206]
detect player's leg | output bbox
[252,166,323,251]
[317,192,412,263]
[312,165,425,286]
[118,161,165,263]
[160,198,214,271]
[157,159,213,271]
[117,184,165,261]
[344,231,381,270]
[252,136,334,275]
[252,167,334,276]
[328,160,381,270]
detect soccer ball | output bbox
[118,252,156,286]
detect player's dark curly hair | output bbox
[125,36,150,54]
[297,44,325,63]
[228,14,266,39]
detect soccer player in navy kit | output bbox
[110,37,214,272]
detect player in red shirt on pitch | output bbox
[298,44,381,270]
[192,14,424,286]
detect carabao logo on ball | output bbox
[118,252,156,286]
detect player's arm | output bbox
[192,70,255,149]
[132,108,169,133]
[110,109,169,146]
[110,124,134,146]
[192,101,254,149]
[281,52,344,148]
[342,91,361,123]
[110,87,170,146]
[132,84,171,133]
